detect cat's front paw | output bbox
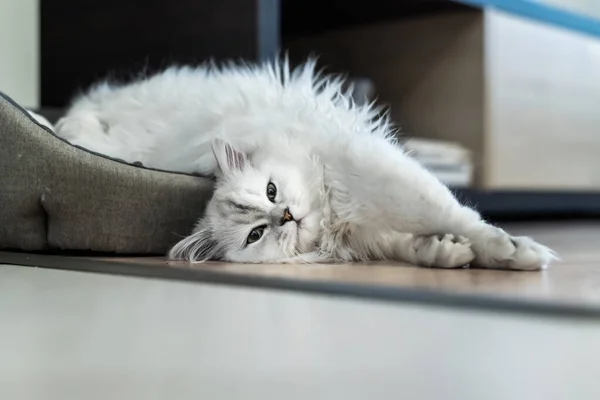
[414,234,475,268]
[472,232,558,270]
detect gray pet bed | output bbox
[0,92,213,254]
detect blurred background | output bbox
[3,3,600,398]
[2,0,600,219]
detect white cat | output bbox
[55,59,557,270]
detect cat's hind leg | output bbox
[335,137,558,270]
[397,200,558,270]
[465,223,558,270]
[390,231,556,271]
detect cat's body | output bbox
[56,60,557,269]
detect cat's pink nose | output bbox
[281,208,294,225]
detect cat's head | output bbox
[169,139,324,263]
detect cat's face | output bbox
[169,140,323,262]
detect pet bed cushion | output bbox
[0,92,213,254]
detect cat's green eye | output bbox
[246,226,266,244]
[266,182,277,202]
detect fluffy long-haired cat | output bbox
[55,59,557,270]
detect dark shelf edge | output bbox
[454,188,600,219]
[281,0,470,38]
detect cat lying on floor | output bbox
[55,58,557,270]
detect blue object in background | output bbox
[454,0,600,39]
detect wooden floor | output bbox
[3,264,600,399]
[87,222,600,309]
[2,221,600,311]
[5,222,600,399]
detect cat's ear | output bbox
[211,138,248,177]
[168,221,224,262]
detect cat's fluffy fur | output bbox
[56,59,557,270]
